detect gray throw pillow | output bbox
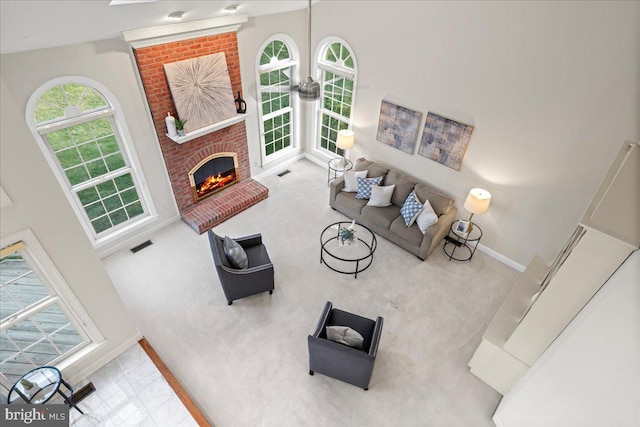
[223,236,248,269]
[326,326,364,349]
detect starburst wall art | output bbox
[163,53,237,133]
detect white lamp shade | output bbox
[464,188,491,214]
[336,130,355,150]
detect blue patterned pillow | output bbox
[400,191,424,226]
[356,176,383,199]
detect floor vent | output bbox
[73,382,96,403]
[130,240,153,253]
[277,169,291,177]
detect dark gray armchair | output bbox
[207,230,274,305]
[308,301,384,390]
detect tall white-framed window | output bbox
[256,35,299,165]
[26,77,156,249]
[0,229,103,387]
[316,37,358,156]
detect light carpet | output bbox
[103,159,519,427]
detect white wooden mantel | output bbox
[166,114,248,144]
[122,14,248,48]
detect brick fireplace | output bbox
[133,32,268,233]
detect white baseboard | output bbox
[303,152,331,169]
[97,214,181,259]
[64,332,144,386]
[252,154,306,182]
[477,243,525,272]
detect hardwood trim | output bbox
[138,338,211,427]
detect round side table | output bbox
[8,366,84,414]
[443,220,482,262]
[327,158,353,186]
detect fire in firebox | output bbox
[188,153,239,203]
[196,171,236,198]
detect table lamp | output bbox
[336,130,355,167]
[463,188,491,232]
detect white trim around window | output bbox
[0,229,105,389]
[25,76,158,250]
[314,37,358,159]
[255,34,300,166]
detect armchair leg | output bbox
[364,388,368,391]
[269,290,273,295]
[227,301,233,306]
[309,370,314,376]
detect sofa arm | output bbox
[419,207,457,259]
[329,176,345,206]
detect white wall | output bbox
[0,1,638,269]
[0,77,141,383]
[0,38,179,257]
[305,1,640,265]
[493,249,640,426]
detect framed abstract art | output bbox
[376,100,422,154]
[418,112,474,171]
[164,52,237,133]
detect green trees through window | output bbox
[257,37,297,161]
[317,40,357,156]
[31,81,149,239]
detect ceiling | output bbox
[0,1,312,55]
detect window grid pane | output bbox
[75,172,144,235]
[264,111,291,156]
[322,71,353,120]
[0,253,51,320]
[317,40,356,156]
[34,84,108,125]
[42,113,147,236]
[46,118,126,186]
[261,63,293,158]
[0,250,87,382]
[319,113,347,155]
[260,67,291,114]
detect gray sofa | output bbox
[329,158,456,260]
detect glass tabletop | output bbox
[8,366,62,404]
[328,158,353,173]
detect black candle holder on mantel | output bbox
[235,92,246,114]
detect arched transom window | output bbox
[316,38,357,155]
[256,36,299,163]
[27,78,153,244]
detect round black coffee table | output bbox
[320,221,377,278]
[8,366,84,413]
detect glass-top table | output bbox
[8,366,84,414]
[320,221,377,278]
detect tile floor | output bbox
[65,343,198,427]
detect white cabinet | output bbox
[469,141,639,394]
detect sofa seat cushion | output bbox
[383,170,416,207]
[390,217,425,247]
[353,158,390,178]
[335,192,368,215]
[414,183,453,216]
[361,205,401,230]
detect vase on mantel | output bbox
[235,91,246,114]
[165,112,177,137]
